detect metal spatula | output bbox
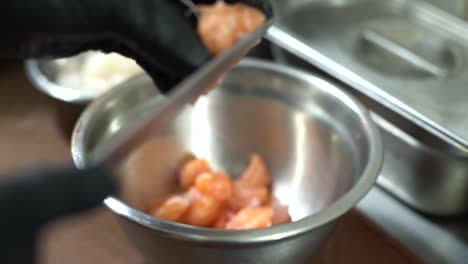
[89,1,274,168]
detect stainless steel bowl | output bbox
[71,59,383,263]
[25,51,143,104]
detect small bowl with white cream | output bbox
[25,51,144,104]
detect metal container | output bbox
[420,0,467,19]
[372,112,468,216]
[267,0,468,215]
[71,59,383,264]
[24,51,143,104]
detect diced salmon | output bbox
[182,189,223,227]
[212,206,235,229]
[269,197,292,225]
[197,1,266,56]
[226,207,274,230]
[179,158,212,190]
[148,151,290,230]
[229,182,270,211]
[237,154,271,188]
[195,172,233,201]
[149,194,191,222]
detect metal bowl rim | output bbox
[71,58,383,243]
[24,59,103,104]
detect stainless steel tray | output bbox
[268,0,468,153]
[272,45,468,215]
[373,112,468,216]
[266,0,468,215]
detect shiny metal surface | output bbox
[24,54,102,104]
[420,0,467,19]
[87,18,274,168]
[267,0,468,151]
[71,59,383,264]
[358,186,468,264]
[267,0,468,215]
[249,37,468,264]
[373,112,468,215]
[273,46,468,216]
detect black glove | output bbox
[0,0,271,94]
[0,165,116,264]
[0,1,273,263]
[1,0,211,93]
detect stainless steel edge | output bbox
[71,57,383,244]
[24,59,94,104]
[266,0,468,152]
[372,112,468,216]
[269,40,468,216]
[244,38,468,264]
[89,20,274,168]
[358,186,468,264]
[266,25,468,153]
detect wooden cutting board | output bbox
[0,64,424,264]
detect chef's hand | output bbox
[0,0,211,93]
[0,0,271,94]
[0,165,116,264]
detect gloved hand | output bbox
[0,0,271,94]
[1,0,209,93]
[0,1,273,263]
[0,165,116,264]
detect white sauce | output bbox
[54,51,144,94]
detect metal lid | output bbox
[268,0,468,153]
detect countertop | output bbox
[0,62,424,264]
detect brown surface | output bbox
[309,211,424,264]
[0,64,424,264]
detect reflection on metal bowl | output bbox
[24,51,143,104]
[71,59,382,264]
